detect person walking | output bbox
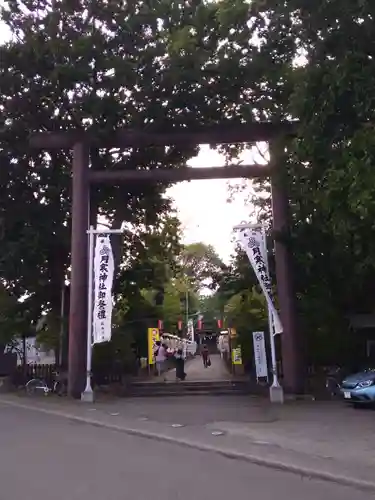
[201,344,210,368]
[174,348,186,381]
[154,341,167,380]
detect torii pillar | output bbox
[271,140,303,393]
[68,142,90,397]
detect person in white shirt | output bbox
[154,341,167,380]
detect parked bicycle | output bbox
[25,370,67,396]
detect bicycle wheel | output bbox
[25,378,49,396]
[53,380,66,396]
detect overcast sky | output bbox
[168,145,262,262]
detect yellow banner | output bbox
[232,346,242,365]
[148,328,160,365]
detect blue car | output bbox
[340,368,375,407]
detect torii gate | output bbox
[29,121,302,397]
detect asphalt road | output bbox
[0,404,369,500]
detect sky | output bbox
[168,146,262,262]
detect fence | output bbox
[13,364,57,387]
[12,364,122,387]
[12,362,149,388]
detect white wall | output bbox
[11,337,56,365]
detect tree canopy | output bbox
[0,0,272,321]
[225,0,375,366]
[1,0,271,359]
[1,0,375,370]
[179,242,223,292]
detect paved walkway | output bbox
[165,354,231,382]
[2,394,375,491]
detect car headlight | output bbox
[357,380,374,388]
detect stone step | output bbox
[126,389,251,397]
[130,380,247,388]
[125,380,253,397]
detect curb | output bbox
[1,397,374,493]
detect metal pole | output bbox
[81,225,95,402]
[185,289,189,337]
[59,282,65,367]
[233,222,284,403]
[261,226,281,389]
[81,225,124,402]
[22,335,27,367]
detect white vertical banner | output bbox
[92,235,114,344]
[252,331,268,379]
[187,318,194,342]
[237,227,283,334]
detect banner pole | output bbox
[261,226,281,390]
[259,225,284,403]
[81,225,124,401]
[235,222,284,403]
[82,225,95,402]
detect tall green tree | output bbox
[180,242,224,292]
[0,285,34,350]
[0,0,277,333]
[230,0,375,365]
[113,213,182,337]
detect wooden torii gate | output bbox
[29,121,302,396]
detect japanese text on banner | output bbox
[92,235,114,344]
[237,228,283,334]
[148,328,160,365]
[252,331,268,378]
